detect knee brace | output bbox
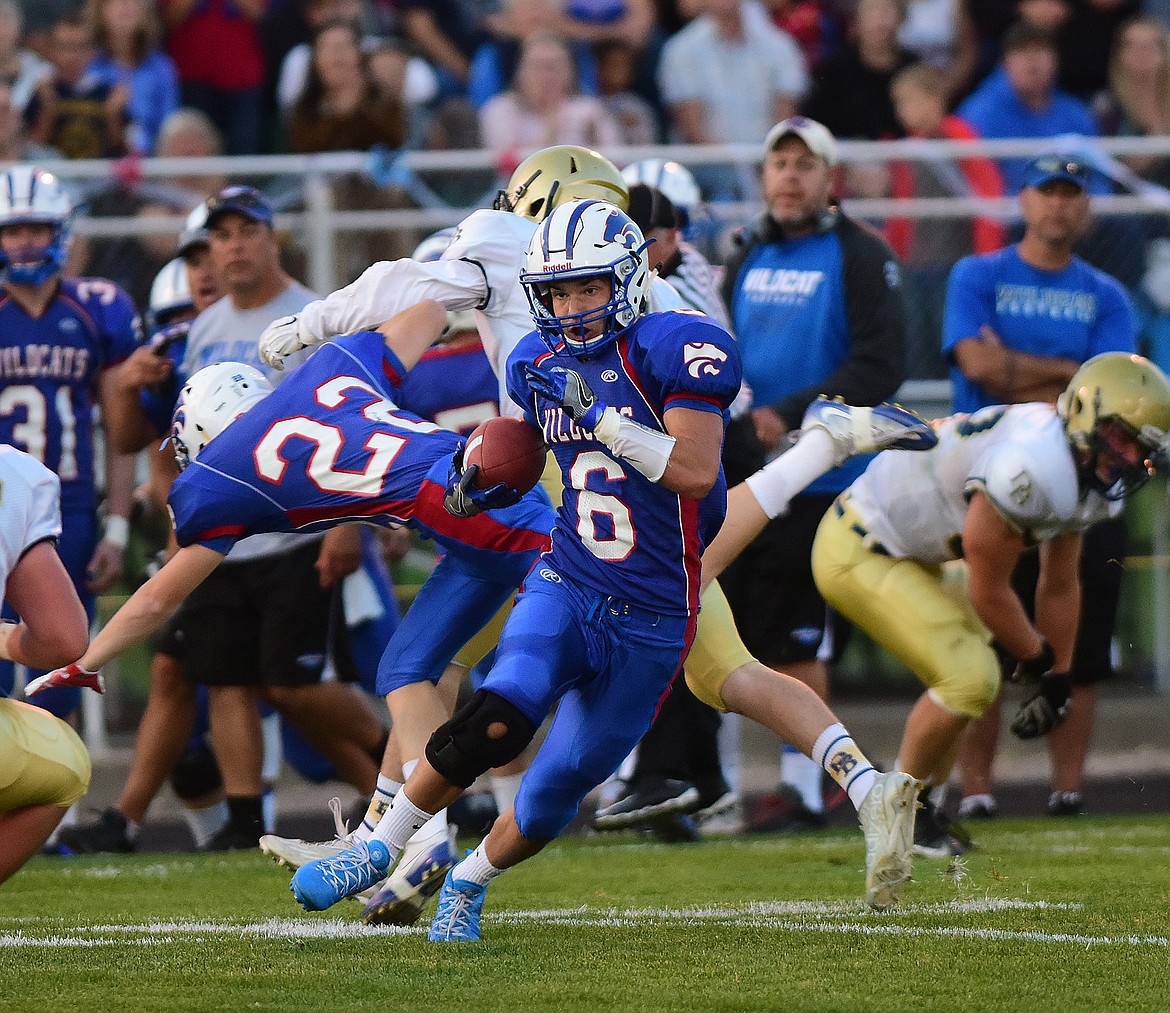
[169,742,224,801]
[425,689,536,789]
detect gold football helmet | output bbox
[1058,351,1170,498]
[495,145,628,222]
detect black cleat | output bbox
[1047,790,1085,817]
[913,790,973,858]
[593,779,700,831]
[748,784,828,833]
[58,808,135,854]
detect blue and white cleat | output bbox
[427,870,487,942]
[799,396,938,465]
[361,827,458,926]
[289,838,392,912]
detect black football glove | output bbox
[1007,638,1056,686]
[442,442,522,518]
[1010,672,1072,739]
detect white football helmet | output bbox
[0,165,74,284]
[177,201,210,257]
[147,258,196,352]
[412,226,475,334]
[171,361,272,470]
[520,198,652,356]
[621,159,701,224]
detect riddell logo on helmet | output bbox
[542,262,573,272]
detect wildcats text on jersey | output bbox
[741,267,826,302]
[0,343,90,381]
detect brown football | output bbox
[464,416,547,495]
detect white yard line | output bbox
[1,898,1166,948]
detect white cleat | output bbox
[259,796,354,871]
[858,771,922,910]
[361,824,458,926]
[799,397,937,466]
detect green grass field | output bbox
[3,816,1169,1013]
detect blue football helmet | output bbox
[0,166,74,286]
[520,199,652,357]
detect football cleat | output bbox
[957,793,999,820]
[290,838,393,912]
[260,796,354,871]
[592,778,700,831]
[858,771,922,910]
[361,826,458,926]
[1047,790,1085,817]
[25,663,104,697]
[913,790,974,859]
[427,870,487,943]
[798,397,937,466]
[58,808,135,855]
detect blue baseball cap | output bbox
[1023,156,1089,192]
[205,185,274,228]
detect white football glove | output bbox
[258,314,320,371]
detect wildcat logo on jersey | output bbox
[683,342,728,379]
[603,210,641,251]
[0,343,91,381]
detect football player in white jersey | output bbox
[704,351,1170,857]
[257,145,933,913]
[0,445,91,883]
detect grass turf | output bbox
[2,815,1169,1012]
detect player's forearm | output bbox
[104,384,157,454]
[103,447,137,527]
[967,582,1044,663]
[1034,582,1080,673]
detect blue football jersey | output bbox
[138,324,189,438]
[168,330,550,560]
[507,310,741,616]
[0,277,140,512]
[393,337,499,435]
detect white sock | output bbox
[781,744,825,813]
[451,841,504,888]
[184,800,229,849]
[490,772,524,814]
[810,723,878,812]
[745,429,836,520]
[357,773,402,841]
[402,758,419,779]
[260,786,277,834]
[371,789,434,858]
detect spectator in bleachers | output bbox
[26,12,128,158]
[469,0,601,110]
[85,0,179,155]
[802,0,914,140]
[596,39,659,144]
[764,1,837,71]
[155,106,228,201]
[887,61,1004,377]
[0,80,58,160]
[286,20,405,153]
[960,0,1021,89]
[0,0,51,114]
[366,38,440,148]
[160,0,268,155]
[398,0,492,100]
[897,0,979,99]
[1053,0,1139,101]
[957,22,1100,195]
[479,31,619,153]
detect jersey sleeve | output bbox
[98,283,143,368]
[940,256,993,361]
[331,330,410,395]
[442,210,528,320]
[8,453,62,554]
[504,333,543,427]
[649,314,743,415]
[168,469,248,554]
[966,440,1079,539]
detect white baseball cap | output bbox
[763,117,838,167]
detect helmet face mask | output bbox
[1058,352,1170,500]
[0,166,73,286]
[170,362,272,470]
[495,145,629,222]
[520,199,652,357]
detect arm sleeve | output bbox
[771,221,907,426]
[296,257,487,345]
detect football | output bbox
[464,416,547,495]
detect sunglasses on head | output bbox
[1032,157,1087,179]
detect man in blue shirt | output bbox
[957,23,1101,196]
[942,155,1136,838]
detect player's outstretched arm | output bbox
[0,542,89,669]
[27,545,225,696]
[376,300,450,373]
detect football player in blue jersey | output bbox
[0,165,139,723]
[288,200,742,941]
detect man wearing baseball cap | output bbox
[943,152,1136,832]
[718,116,909,833]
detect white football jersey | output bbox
[0,445,62,611]
[847,403,1119,564]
